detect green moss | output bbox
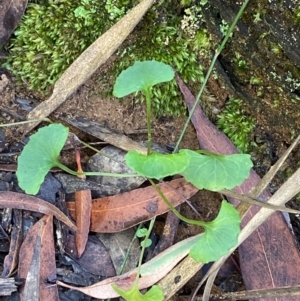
[293,7,300,24]
[3,0,123,93]
[4,0,212,116]
[217,98,255,153]
[109,1,211,116]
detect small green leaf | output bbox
[125,151,189,179]
[136,228,148,238]
[140,238,152,248]
[112,283,164,301]
[140,234,200,276]
[16,124,69,195]
[113,60,175,97]
[190,201,240,263]
[180,149,253,191]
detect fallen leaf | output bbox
[149,209,180,260]
[0,0,28,48]
[57,234,201,299]
[61,116,148,155]
[65,234,116,277]
[97,228,140,274]
[67,178,198,232]
[209,285,300,301]
[176,74,300,300]
[75,189,92,257]
[20,0,156,135]
[74,149,92,257]
[19,215,59,301]
[0,191,76,230]
[1,209,22,277]
[21,224,41,301]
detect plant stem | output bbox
[119,223,143,275]
[149,179,207,227]
[173,0,251,153]
[0,118,52,127]
[134,218,156,287]
[145,88,152,155]
[106,224,143,301]
[55,161,140,177]
[81,171,140,177]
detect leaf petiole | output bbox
[55,162,140,178]
[145,87,152,155]
[148,179,206,228]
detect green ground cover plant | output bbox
[12,1,256,299]
[7,0,300,299]
[16,60,253,300]
[217,98,255,153]
[112,219,164,301]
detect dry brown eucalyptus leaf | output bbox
[0,191,76,230]
[67,178,198,233]
[19,215,59,301]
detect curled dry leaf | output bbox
[0,191,76,230]
[74,149,92,257]
[67,178,198,233]
[75,189,92,257]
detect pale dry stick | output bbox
[61,116,148,155]
[178,285,300,301]
[218,189,300,215]
[200,134,300,301]
[19,0,155,135]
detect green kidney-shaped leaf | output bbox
[180,149,253,191]
[125,151,189,179]
[113,60,175,97]
[112,283,164,301]
[189,201,240,263]
[16,123,69,195]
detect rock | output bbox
[86,145,146,198]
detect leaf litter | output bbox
[1,0,300,300]
[19,215,59,301]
